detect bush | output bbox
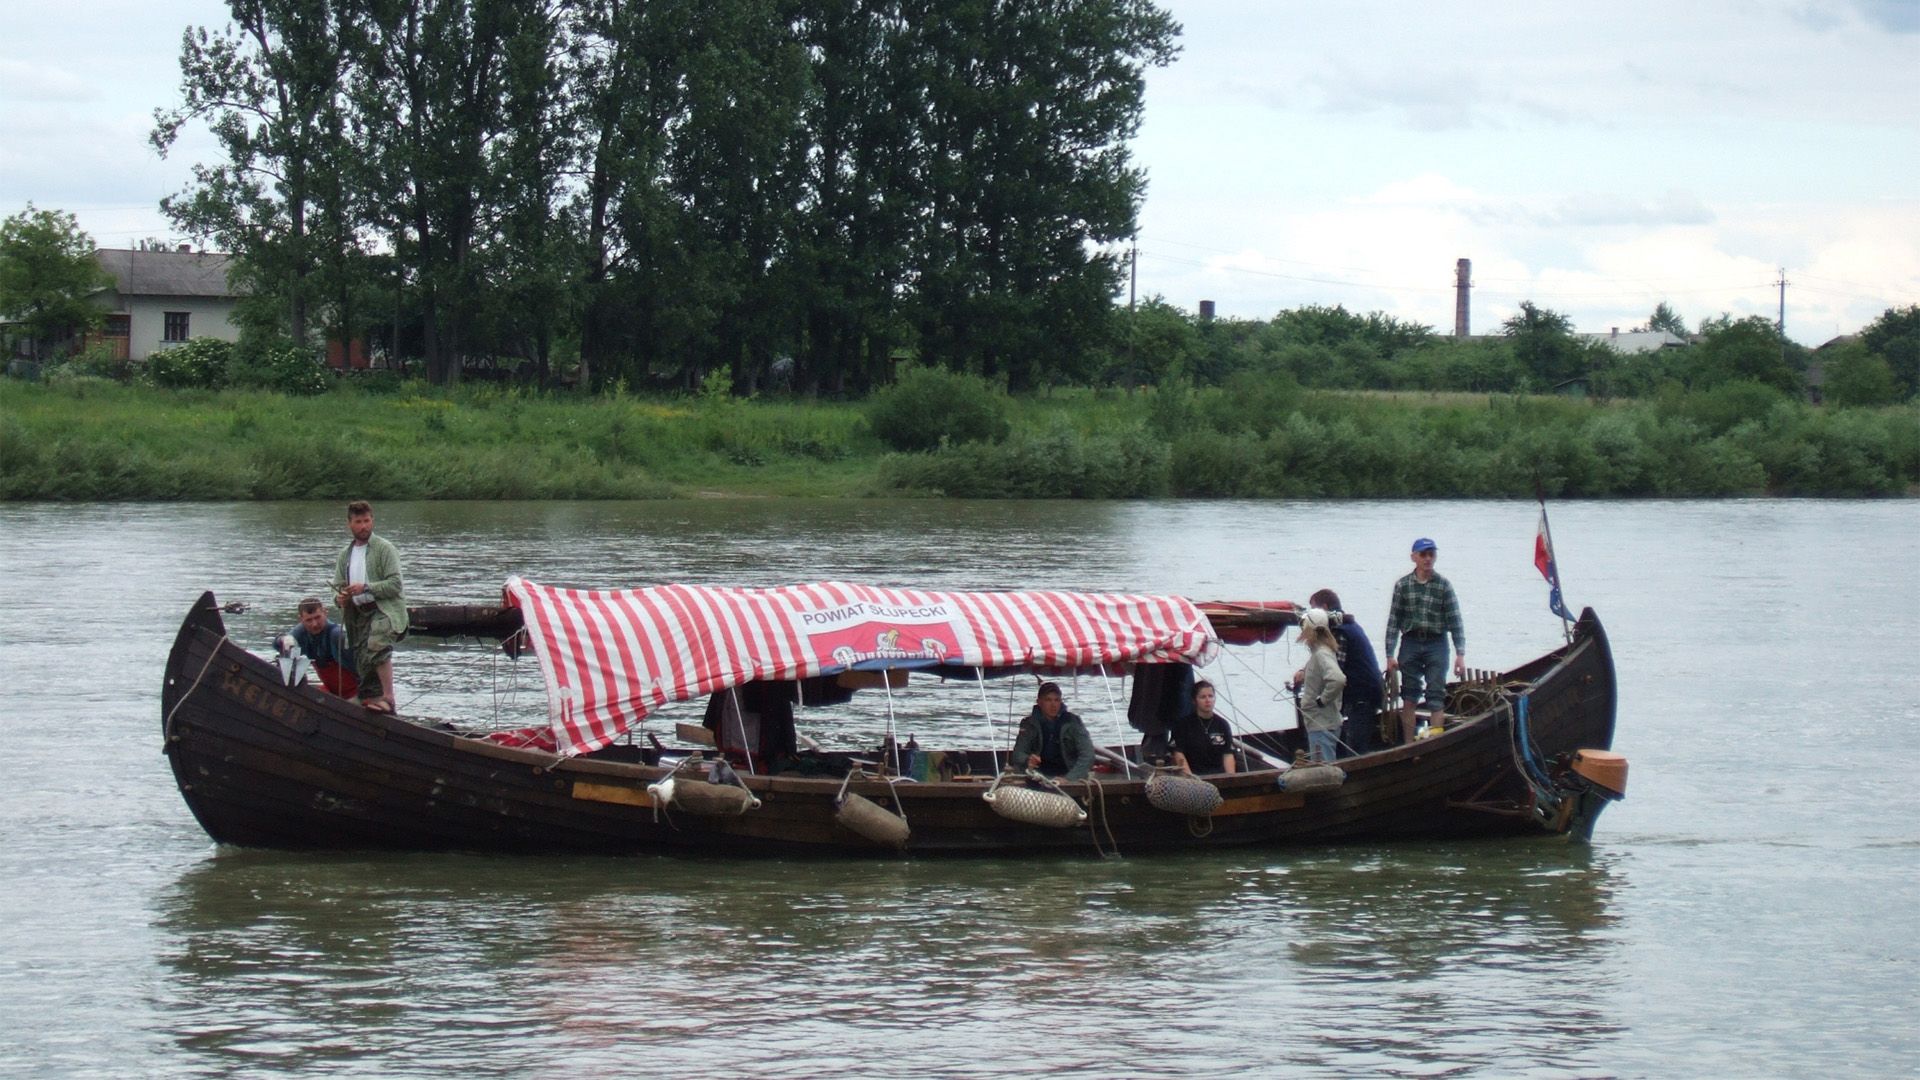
[1657,379,1792,437]
[866,366,1010,452]
[42,342,133,384]
[877,417,1169,498]
[230,343,332,396]
[147,338,233,389]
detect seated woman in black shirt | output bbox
[1170,679,1238,776]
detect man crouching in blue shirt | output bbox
[290,597,359,699]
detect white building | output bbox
[90,247,243,360]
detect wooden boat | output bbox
[161,580,1624,855]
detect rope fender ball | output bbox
[834,792,911,848]
[1145,772,1224,816]
[659,777,761,816]
[982,775,1088,828]
[1277,764,1346,793]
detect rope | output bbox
[162,633,229,745]
[1085,777,1121,859]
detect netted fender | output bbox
[1277,764,1346,793]
[834,792,911,848]
[656,776,760,815]
[983,783,1087,828]
[1145,772,1224,816]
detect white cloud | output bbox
[0,60,102,104]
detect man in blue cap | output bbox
[1383,537,1466,745]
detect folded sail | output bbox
[503,578,1219,757]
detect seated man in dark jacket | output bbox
[1009,681,1095,781]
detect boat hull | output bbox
[161,593,1619,855]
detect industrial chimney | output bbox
[1454,258,1472,337]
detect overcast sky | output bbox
[4,0,1915,344]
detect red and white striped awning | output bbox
[503,578,1220,757]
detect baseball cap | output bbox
[1411,537,1437,553]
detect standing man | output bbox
[1383,537,1465,745]
[1309,588,1385,757]
[332,500,407,713]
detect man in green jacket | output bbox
[1010,682,1095,781]
[332,500,407,713]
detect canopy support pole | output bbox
[1096,663,1135,778]
[727,685,756,775]
[975,666,1000,775]
[880,671,901,775]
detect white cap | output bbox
[1298,608,1331,637]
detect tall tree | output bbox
[1859,304,1920,400]
[907,0,1179,390]
[0,206,112,361]
[569,0,702,389]
[1637,300,1687,338]
[153,1,357,347]
[1502,301,1590,388]
[352,0,525,384]
[790,0,922,394]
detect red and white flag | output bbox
[1535,506,1573,622]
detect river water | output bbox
[0,499,1914,1078]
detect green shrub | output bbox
[1658,379,1792,437]
[230,343,331,396]
[1211,371,1303,438]
[43,343,133,384]
[1169,430,1267,496]
[866,366,1010,451]
[147,338,234,389]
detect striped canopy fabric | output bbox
[503,577,1220,757]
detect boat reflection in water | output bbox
[152,845,1621,1075]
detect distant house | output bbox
[1804,334,1858,404]
[1580,328,1688,354]
[87,247,244,361]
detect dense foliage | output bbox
[865,367,1011,451]
[4,378,1913,502]
[154,0,1179,393]
[0,206,111,361]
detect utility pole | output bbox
[1776,266,1789,365]
[1127,238,1138,384]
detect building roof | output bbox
[93,248,240,299]
[1580,328,1687,354]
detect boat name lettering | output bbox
[218,671,309,729]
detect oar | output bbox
[1234,738,1291,772]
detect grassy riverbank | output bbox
[3,377,1915,500]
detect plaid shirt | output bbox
[1384,570,1465,657]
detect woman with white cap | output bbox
[1296,609,1348,763]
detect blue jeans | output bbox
[1397,635,1449,710]
[1306,729,1341,763]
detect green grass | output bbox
[2,377,1914,500]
